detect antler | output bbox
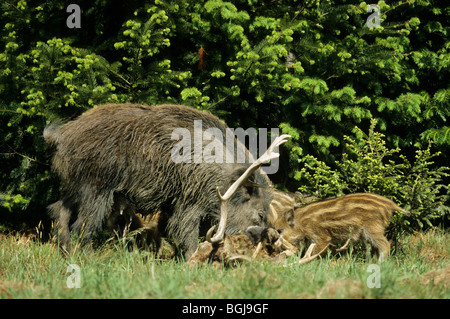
[297,243,329,265]
[275,235,299,253]
[334,237,351,253]
[208,134,291,244]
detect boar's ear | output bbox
[229,168,254,198]
[240,178,274,197]
[242,181,273,188]
[242,184,254,198]
[242,180,274,198]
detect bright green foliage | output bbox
[295,119,450,232]
[0,0,448,230]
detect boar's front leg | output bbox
[166,205,203,260]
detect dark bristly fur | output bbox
[276,193,409,261]
[45,103,272,258]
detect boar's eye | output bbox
[258,211,266,223]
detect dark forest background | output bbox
[1,0,448,232]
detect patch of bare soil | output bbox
[187,228,285,267]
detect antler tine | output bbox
[297,243,329,265]
[252,242,263,259]
[207,187,229,244]
[206,225,216,243]
[275,235,298,253]
[335,238,351,253]
[228,254,252,263]
[208,134,291,244]
[218,134,291,202]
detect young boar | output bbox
[275,193,409,263]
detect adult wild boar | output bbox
[45,103,283,258]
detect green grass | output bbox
[1,229,449,299]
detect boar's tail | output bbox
[43,121,63,147]
[392,203,410,216]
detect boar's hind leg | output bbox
[362,229,390,262]
[48,199,72,253]
[71,190,115,251]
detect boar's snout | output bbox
[245,225,266,245]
